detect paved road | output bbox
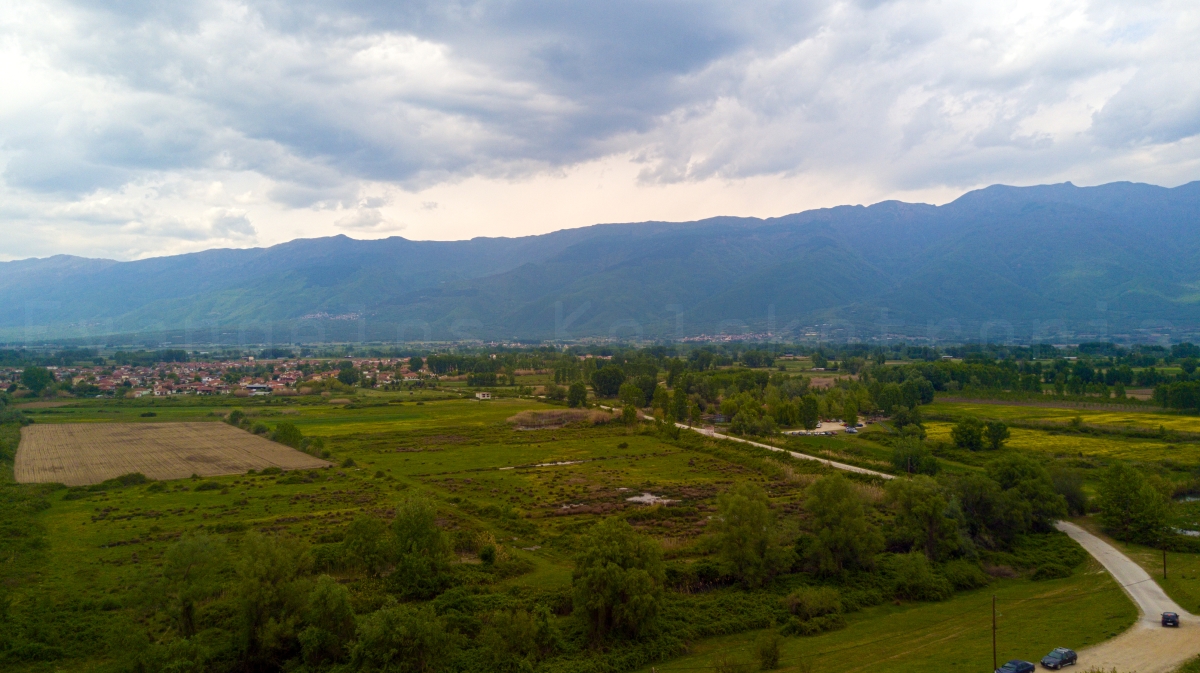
[1056,521,1200,673]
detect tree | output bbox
[985,455,1067,531]
[163,532,228,637]
[390,495,452,597]
[1097,463,1170,544]
[572,518,664,642]
[799,394,820,430]
[567,381,588,408]
[336,367,360,386]
[272,422,303,448]
[352,602,451,672]
[804,474,882,574]
[951,416,984,451]
[299,575,356,667]
[652,386,670,418]
[891,438,939,475]
[714,482,795,587]
[234,532,310,666]
[479,608,560,672]
[621,404,638,427]
[619,382,645,408]
[984,421,1010,450]
[634,375,658,408]
[1050,466,1089,516]
[953,473,1028,550]
[21,366,54,395]
[671,388,688,423]
[408,356,424,371]
[842,399,858,428]
[886,476,959,562]
[342,514,389,576]
[591,365,626,398]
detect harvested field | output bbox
[15,422,330,485]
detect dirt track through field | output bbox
[1057,521,1200,673]
[15,422,330,485]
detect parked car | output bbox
[1163,612,1180,627]
[845,427,858,434]
[996,661,1036,673]
[1040,648,1077,669]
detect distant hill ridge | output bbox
[5,180,1200,343]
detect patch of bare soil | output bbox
[16,422,330,485]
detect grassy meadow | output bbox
[8,385,1200,672]
[635,560,1133,673]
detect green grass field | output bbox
[4,390,1194,672]
[634,560,1134,673]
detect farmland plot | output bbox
[14,422,329,485]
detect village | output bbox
[0,356,428,398]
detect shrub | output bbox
[780,612,847,636]
[479,544,497,565]
[756,630,782,670]
[251,422,269,435]
[888,552,951,602]
[272,421,304,448]
[784,586,841,621]
[352,603,451,672]
[193,481,222,492]
[941,559,989,590]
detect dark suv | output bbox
[1163,612,1180,627]
[996,661,1036,673]
[1040,648,1077,669]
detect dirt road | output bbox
[680,423,895,479]
[1056,521,1200,673]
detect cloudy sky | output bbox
[1,0,1198,260]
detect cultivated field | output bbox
[14,422,329,485]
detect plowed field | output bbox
[14,422,330,485]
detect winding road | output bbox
[1056,521,1200,673]
[649,413,1197,670]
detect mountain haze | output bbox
[5,180,1200,344]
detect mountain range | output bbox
[5,180,1200,345]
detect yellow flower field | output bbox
[924,421,1200,464]
[927,401,1200,433]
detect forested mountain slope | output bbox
[4,180,1199,342]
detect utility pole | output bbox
[992,594,997,672]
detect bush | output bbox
[756,630,782,670]
[780,613,847,637]
[193,481,222,491]
[272,421,304,448]
[891,439,939,475]
[352,602,451,672]
[941,559,989,590]
[479,544,496,565]
[887,552,951,602]
[784,586,841,620]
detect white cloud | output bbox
[334,208,404,233]
[0,0,1197,259]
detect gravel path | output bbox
[1056,521,1200,673]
